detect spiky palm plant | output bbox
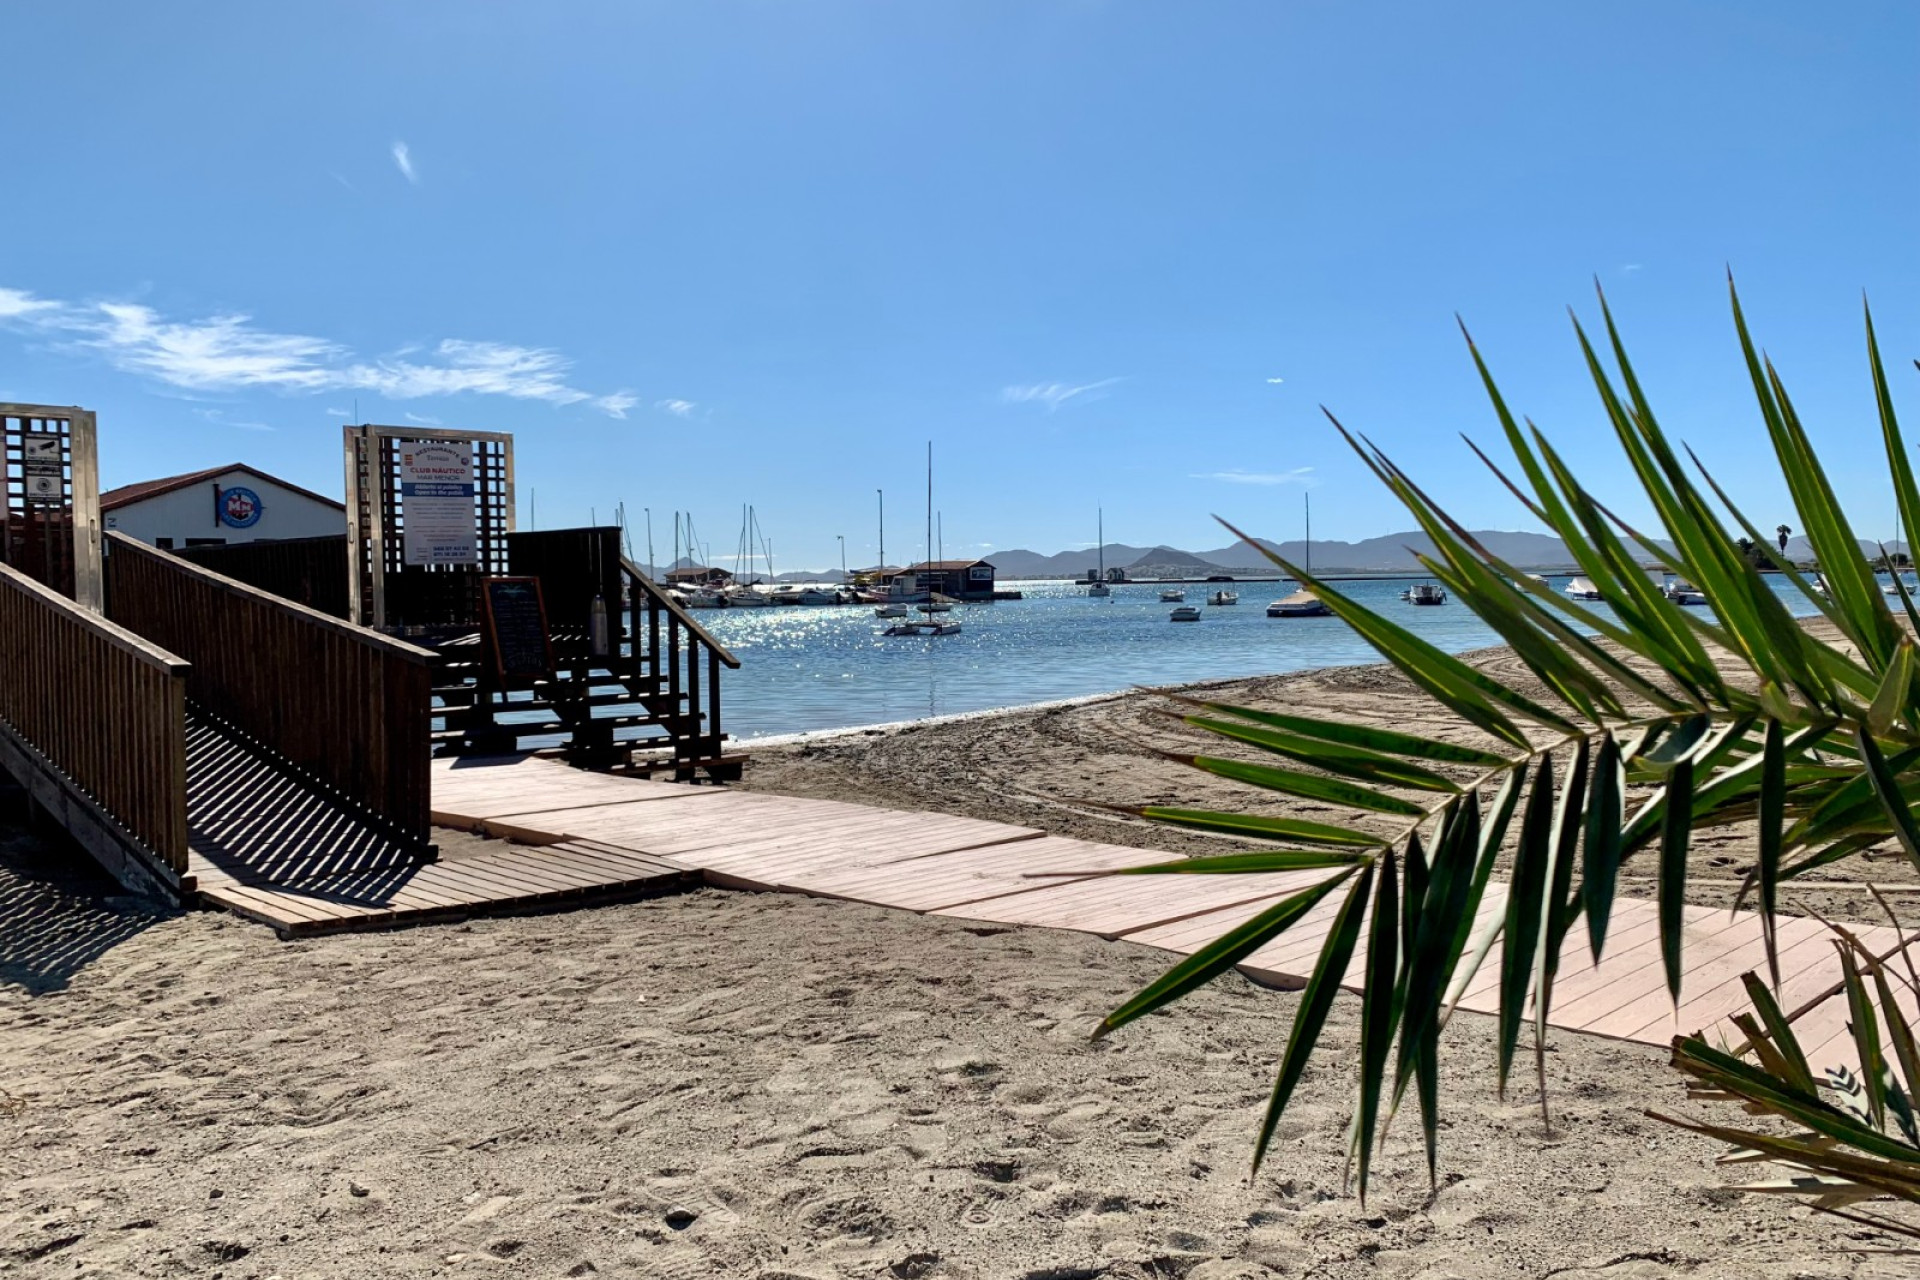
[1095,279,1920,1226]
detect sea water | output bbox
[696,576,1833,740]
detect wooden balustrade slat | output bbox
[0,560,190,872]
[102,532,435,847]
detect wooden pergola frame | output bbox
[342,424,516,629]
[1,403,102,611]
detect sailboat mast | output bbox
[1098,508,1104,580]
[1305,492,1312,579]
[925,441,934,594]
[877,489,885,576]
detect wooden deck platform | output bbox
[205,754,1917,1062]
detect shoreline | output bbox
[735,643,1519,748]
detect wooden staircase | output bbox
[432,533,742,780]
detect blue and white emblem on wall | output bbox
[219,486,264,529]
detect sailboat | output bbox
[883,443,961,637]
[1267,493,1334,617]
[1088,509,1111,597]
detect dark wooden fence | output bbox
[507,528,624,636]
[103,532,436,850]
[177,535,350,619]
[0,559,189,880]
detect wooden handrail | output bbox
[104,532,436,847]
[618,552,737,671]
[621,554,741,668]
[0,557,189,673]
[0,559,190,877]
[109,533,436,662]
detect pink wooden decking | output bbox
[261,754,1915,1063]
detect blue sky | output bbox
[4,1,1917,570]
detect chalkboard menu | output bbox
[481,577,554,684]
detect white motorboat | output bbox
[796,587,840,605]
[1565,577,1603,601]
[1208,590,1239,606]
[1665,580,1707,606]
[1170,605,1202,622]
[1886,576,1916,596]
[1268,590,1331,617]
[1160,588,1185,602]
[874,603,909,618]
[1406,582,1447,606]
[682,587,727,609]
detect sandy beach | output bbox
[2,640,1912,1278]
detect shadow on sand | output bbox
[0,777,177,996]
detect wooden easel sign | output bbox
[480,576,554,684]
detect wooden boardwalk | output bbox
[212,754,1914,1062]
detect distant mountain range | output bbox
[983,531,1903,578]
[658,534,1908,582]
[985,530,1585,577]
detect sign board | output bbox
[480,576,554,683]
[21,432,61,505]
[217,485,264,528]
[399,440,477,566]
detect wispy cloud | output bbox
[403,411,441,425]
[194,407,278,433]
[1190,467,1315,486]
[1622,263,1643,274]
[0,287,635,416]
[329,170,356,193]
[593,391,638,419]
[325,406,350,416]
[1000,377,1121,411]
[391,141,419,185]
[0,287,57,319]
[654,398,696,418]
[1265,376,1286,385]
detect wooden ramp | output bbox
[187,738,696,936]
[236,752,1920,1059]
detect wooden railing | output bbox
[0,559,189,880]
[103,532,437,849]
[621,553,739,772]
[177,535,351,619]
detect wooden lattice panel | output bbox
[343,425,514,629]
[1,403,100,608]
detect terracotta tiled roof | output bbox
[100,464,346,513]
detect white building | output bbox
[101,463,346,549]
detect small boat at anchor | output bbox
[1565,577,1603,601]
[1405,582,1447,606]
[1208,590,1238,606]
[1159,588,1185,602]
[1268,590,1332,617]
[883,619,962,637]
[1170,605,1202,622]
[1665,580,1707,606]
[874,602,909,618]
